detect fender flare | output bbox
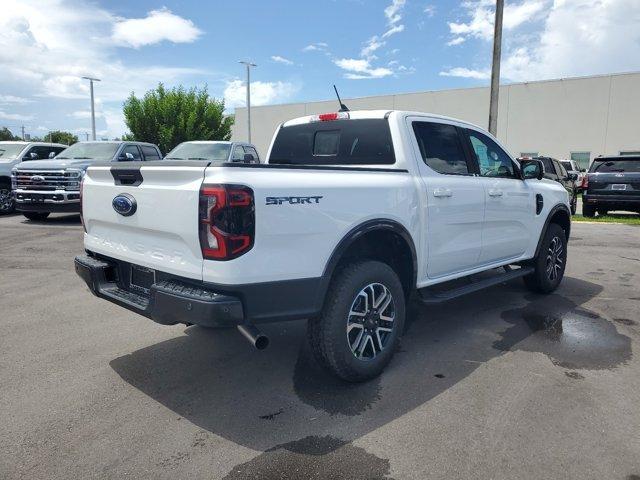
[534,203,571,258]
[312,219,418,311]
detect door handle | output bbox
[433,188,452,198]
[488,189,503,197]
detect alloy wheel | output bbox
[545,236,564,281]
[0,188,14,212]
[346,282,396,361]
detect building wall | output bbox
[232,72,640,168]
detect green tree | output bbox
[0,127,20,141]
[43,130,78,145]
[122,83,233,154]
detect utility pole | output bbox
[488,0,504,136]
[81,76,101,140]
[239,61,257,143]
[21,125,25,140]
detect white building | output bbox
[232,71,640,170]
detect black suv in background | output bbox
[582,155,640,217]
[519,156,578,214]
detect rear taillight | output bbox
[582,175,589,190]
[199,184,254,261]
[80,177,86,232]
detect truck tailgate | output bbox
[82,163,207,280]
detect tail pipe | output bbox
[237,324,269,350]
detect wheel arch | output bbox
[315,219,418,310]
[534,204,571,257]
[0,175,11,187]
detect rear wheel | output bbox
[0,185,14,214]
[307,260,405,382]
[524,223,567,294]
[23,212,50,221]
[582,203,596,217]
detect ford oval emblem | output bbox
[112,193,137,217]
[30,175,45,183]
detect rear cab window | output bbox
[269,118,395,165]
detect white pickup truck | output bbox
[75,110,570,381]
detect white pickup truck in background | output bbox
[75,110,570,381]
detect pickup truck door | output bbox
[407,118,484,279]
[463,129,533,264]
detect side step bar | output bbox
[418,266,534,304]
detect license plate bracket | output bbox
[611,184,627,191]
[130,265,155,295]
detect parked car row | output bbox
[517,155,579,215]
[0,140,260,219]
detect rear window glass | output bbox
[590,158,640,173]
[269,119,395,165]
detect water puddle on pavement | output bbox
[494,294,632,370]
[222,436,395,480]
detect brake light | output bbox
[310,112,349,122]
[199,184,254,260]
[582,175,589,190]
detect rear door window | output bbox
[141,145,161,161]
[412,121,471,175]
[269,119,395,165]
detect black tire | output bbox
[307,260,405,382]
[598,208,609,216]
[23,212,50,221]
[582,203,596,217]
[524,223,567,294]
[570,197,577,215]
[0,185,14,215]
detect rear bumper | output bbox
[583,193,640,209]
[74,254,244,327]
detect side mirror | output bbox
[48,152,56,159]
[243,153,254,163]
[119,152,135,161]
[520,159,543,180]
[29,152,39,159]
[568,173,578,181]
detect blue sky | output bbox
[1,0,639,139]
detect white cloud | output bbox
[0,110,34,121]
[0,0,208,137]
[382,0,406,38]
[361,36,384,58]
[111,8,202,48]
[271,55,294,66]
[224,80,300,108]
[447,36,466,46]
[382,24,405,39]
[448,0,547,42]
[0,95,33,104]
[302,42,329,52]
[439,67,491,80]
[70,110,103,119]
[423,4,437,17]
[334,58,393,79]
[444,0,640,83]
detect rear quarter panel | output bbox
[201,166,421,285]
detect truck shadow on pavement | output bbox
[110,276,629,474]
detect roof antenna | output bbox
[333,84,349,112]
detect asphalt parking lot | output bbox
[1,213,639,480]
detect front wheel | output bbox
[23,212,50,221]
[524,223,567,294]
[0,186,14,214]
[307,260,405,382]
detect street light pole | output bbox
[239,61,257,143]
[81,76,101,140]
[488,0,504,136]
